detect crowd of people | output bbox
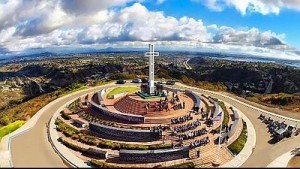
[189,136,210,149]
[173,119,201,133]
[171,113,193,124]
[200,108,209,119]
[205,117,214,127]
[149,91,187,112]
[173,101,185,110]
[179,127,208,140]
[171,92,180,103]
[151,96,171,112]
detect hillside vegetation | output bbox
[0,120,25,140]
[0,82,89,128]
[247,93,300,112]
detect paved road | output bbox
[174,83,300,167]
[9,82,300,167]
[11,83,117,167]
[183,58,192,70]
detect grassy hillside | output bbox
[246,93,300,112]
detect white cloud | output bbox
[191,0,225,11]
[0,27,16,43]
[0,1,299,61]
[193,0,300,15]
[156,0,167,4]
[76,3,210,43]
[60,0,139,15]
[212,26,286,48]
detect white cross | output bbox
[144,44,159,94]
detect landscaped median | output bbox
[227,120,247,155]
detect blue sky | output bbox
[0,0,300,60]
[143,0,300,48]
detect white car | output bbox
[132,78,142,83]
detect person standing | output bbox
[145,104,149,114]
[197,149,200,158]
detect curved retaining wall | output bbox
[89,122,161,141]
[119,147,189,163]
[97,88,107,104]
[228,110,240,138]
[185,90,201,108]
[89,100,144,123]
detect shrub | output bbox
[78,134,99,146]
[90,160,120,168]
[110,73,136,80]
[98,140,114,149]
[111,143,121,150]
[227,121,247,155]
[67,99,81,113]
[55,118,79,137]
[61,110,71,120]
[59,137,88,152]
[149,143,173,150]
[97,139,172,151]
[122,144,149,150]
[159,162,195,168]
[71,134,79,140]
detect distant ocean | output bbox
[210,56,300,69]
[286,63,300,68]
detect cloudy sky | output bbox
[0,0,300,60]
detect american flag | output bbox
[213,112,223,121]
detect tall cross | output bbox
[145,44,159,94]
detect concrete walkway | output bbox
[267,147,299,167]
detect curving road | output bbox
[10,83,117,167]
[8,82,300,167]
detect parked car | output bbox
[166,80,176,85]
[132,78,142,83]
[272,124,295,141]
[116,79,126,84]
[141,78,148,83]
